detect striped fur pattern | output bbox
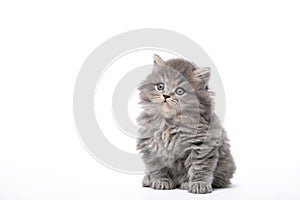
[136,55,236,194]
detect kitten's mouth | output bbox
[162,99,169,104]
[161,100,171,107]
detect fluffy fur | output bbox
[136,55,236,194]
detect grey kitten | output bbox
[136,54,236,194]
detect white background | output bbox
[1,1,300,199]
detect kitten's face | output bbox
[139,65,198,119]
[138,54,211,130]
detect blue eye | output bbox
[156,82,164,91]
[175,87,185,95]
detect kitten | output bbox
[136,54,236,194]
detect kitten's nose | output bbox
[163,94,171,99]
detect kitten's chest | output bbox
[149,125,184,159]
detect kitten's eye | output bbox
[156,82,164,91]
[175,87,185,95]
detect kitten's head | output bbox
[138,54,212,120]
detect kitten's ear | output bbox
[192,67,211,86]
[153,54,166,66]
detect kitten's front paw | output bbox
[189,181,212,194]
[151,178,174,190]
